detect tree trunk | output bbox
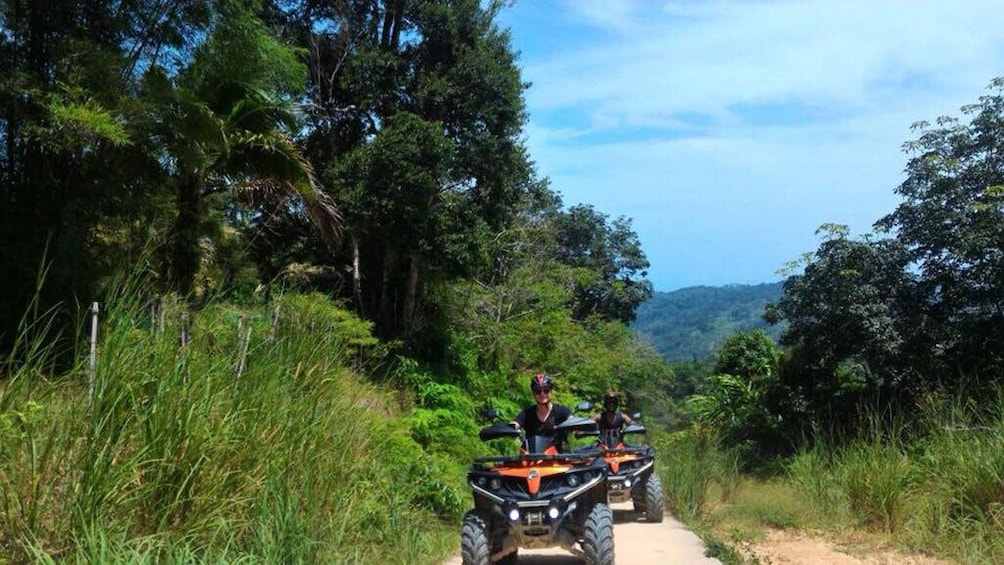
[402,254,420,336]
[172,173,201,297]
[377,243,398,336]
[352,234,365,318]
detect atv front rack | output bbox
[601,445,650,456]
[473,452,599,468]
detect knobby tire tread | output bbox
[582,503,615,565]
[461,510,491,565]
[645,474,665,523]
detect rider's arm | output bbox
[511,408,527,429]
[621,411,634,425]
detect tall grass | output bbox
[780,392,1004,563]
[655,429,741,523]
[0,286,456,563]
[665,389,1004,564]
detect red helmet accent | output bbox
[530,373,554,392]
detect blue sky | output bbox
[495,0,1004,292]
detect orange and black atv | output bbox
[460,409,614,565]
[581,417,664,523]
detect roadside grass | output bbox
[658,393,1004,565]
[0,287,460,563]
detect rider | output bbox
[592,390,634,441]
[511,373,573,450]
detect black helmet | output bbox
[603,390,619,410]
[530,373,554,392]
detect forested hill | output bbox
[631,283,784,361]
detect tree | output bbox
[876,77,1004,378]
[278,0,534,339]
[766,225,923,419]
[713,328,779,378]
[142,3,340,298]
[553,205,653,323]
[326,111,453,331]
[0,0,207,351]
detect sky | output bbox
[494,0,1004,292]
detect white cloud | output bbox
[503,0,1004,289]
[527,1,1004,123]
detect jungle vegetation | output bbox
[2,0,1004,562]
[632,282,783,362]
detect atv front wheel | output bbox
[461,510,490,565]
[582,503,615,565]
[631,485,646,514]
[644,474,665,523]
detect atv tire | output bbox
[644,474,665,523]
[582,503,615,565]
[461,510,491,565]
[631,484,646,514]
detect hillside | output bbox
[631,282,784,361]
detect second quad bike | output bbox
[460,409,615,565]
[581,417,664,523]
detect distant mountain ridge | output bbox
[631,282,784,362]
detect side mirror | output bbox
[631,412,641,420]
[480,407,500,421]
[575,400,593,412]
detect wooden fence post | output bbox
[88,302,99,410]
[235,314,251,378]
[180,309,190,383]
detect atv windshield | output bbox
[523,434,557,454]
[599,429,621,449]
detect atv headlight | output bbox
[489,477,502,491]
[624,478,633,488]
[566,474,580,487]
[504,501,521,523]
[476,476,487,487]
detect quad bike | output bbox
[461,408,615,565]
[579,415,664,523]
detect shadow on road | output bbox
[612,507,645,525]
[510,555,582,564]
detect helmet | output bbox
[603,390,619,411]
[530,373,554,393]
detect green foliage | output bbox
[655,428,741,523]
[786,449,844,517]
[39,92,132,149]
[553,205,653,323]
[839,443,915,532]
[633,283,784,362]
[272,293,379,352]
[875,78,1004,377]
[688,331,796,464]
[765,78,1004,448]
[0,287,456,563]
[713,329,779,378]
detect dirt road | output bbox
[443,501,721,564]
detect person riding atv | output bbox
[460,374,615,564]
[510,373,573,450]
[592,390,635,440]
[588,391,664,523]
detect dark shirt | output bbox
[596,411,630,432]
[514,403,572,438]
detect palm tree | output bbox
[141,6,340,297]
